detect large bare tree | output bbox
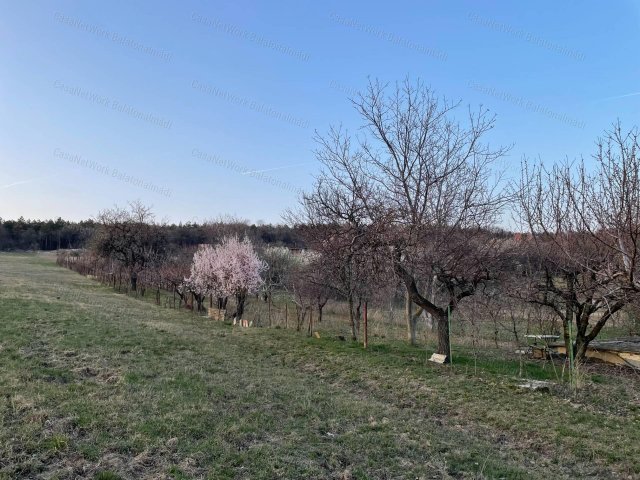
[516,123,640,359]
[301,78,509,359]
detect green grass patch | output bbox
[0,253,638,478]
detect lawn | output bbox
[1,253,639,479]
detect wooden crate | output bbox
[531,346,548,359]
[207,308,226,321]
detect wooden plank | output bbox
[591,338,640,354]
[618,352,640,369]
[525,335,559,340]
[548,342,640,369]
[586,349,627,366]
[429,353,448,364]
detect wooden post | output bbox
[363,301,368,349]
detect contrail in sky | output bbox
[0,178,43,189]
[241,162,310,175]
[596,91,640,102]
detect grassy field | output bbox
[1,254,640,479]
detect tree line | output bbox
[0,218,95,250]
[0,216,303,251]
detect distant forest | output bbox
[0,217,304,251]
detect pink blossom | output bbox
[186,236,266,298]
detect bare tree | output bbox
[290,182,384,340]
[92,201,167,293]
[291,252,332,324]
[580,123,640,292]
[515,124,640,359]
[158,249,195,308]
[261,245,296,303]
[300,78,508,359]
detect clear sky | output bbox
[1,0,639,224]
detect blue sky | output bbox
[1,0,639,223]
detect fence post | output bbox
[363,301,368,349]
[568,316,575,388]
[448,305,452,365]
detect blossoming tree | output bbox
[187,236,266,320]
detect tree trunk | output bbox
[562,316,572,362]
[130,272,137,292]
[216,296,228,310]
[235,291,247,320]
[348,295,357,341]
[427,274,437,331]
[436,311,451,360]
[393,260,452,359]
[405,289,426,345]
[574,335,588,361]
[564,273,576,363]
[406,290,417,345]
[296,305,305,331]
